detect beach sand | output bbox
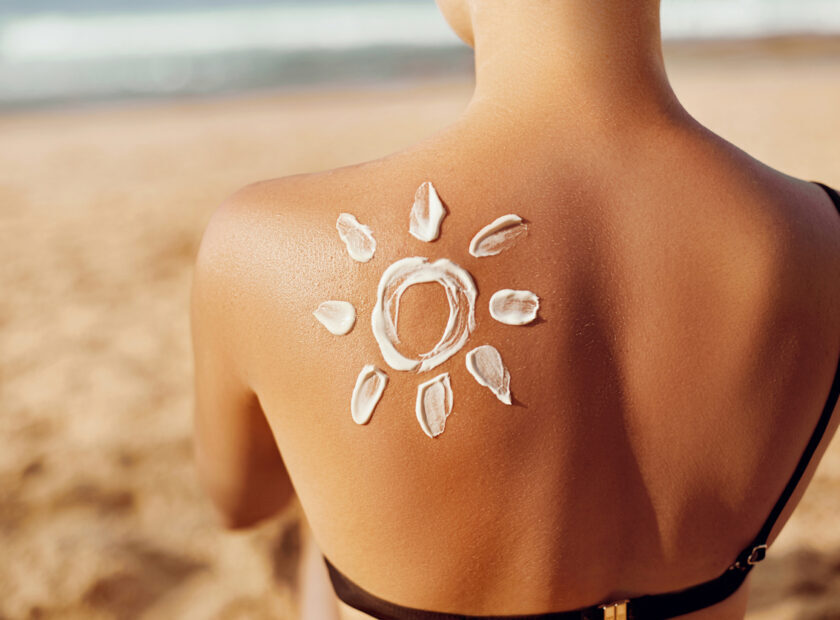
[1,38,839,620]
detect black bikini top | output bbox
[323,182,840,620]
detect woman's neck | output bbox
[462,1,684,130]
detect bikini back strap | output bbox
[729,181,840,569]
[814,182,840,214]
[325,556,607,620]
[324,553,751,620]
[730,346,840,570]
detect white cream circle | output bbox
[371,257,477,373]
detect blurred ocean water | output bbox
[1,0,839,109]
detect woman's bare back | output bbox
[192,110,840,619]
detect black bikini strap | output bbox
[326,555,589,619]
[729,181,840,568]
[814,182,840,214]
[324,554,749,620]
[730,341,840,571]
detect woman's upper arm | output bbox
[190,198,296,529]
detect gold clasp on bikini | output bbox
[599,600,629,620]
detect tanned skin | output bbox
[192,1,840,618]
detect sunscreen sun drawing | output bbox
[314,181,540,438]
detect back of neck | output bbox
[463,1,683,130]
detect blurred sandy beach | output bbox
[1,37,839,620]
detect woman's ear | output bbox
[435,0,475,48]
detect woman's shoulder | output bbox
[194,161,386,283]
[190,151,439,367]
[193,124,840,376]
